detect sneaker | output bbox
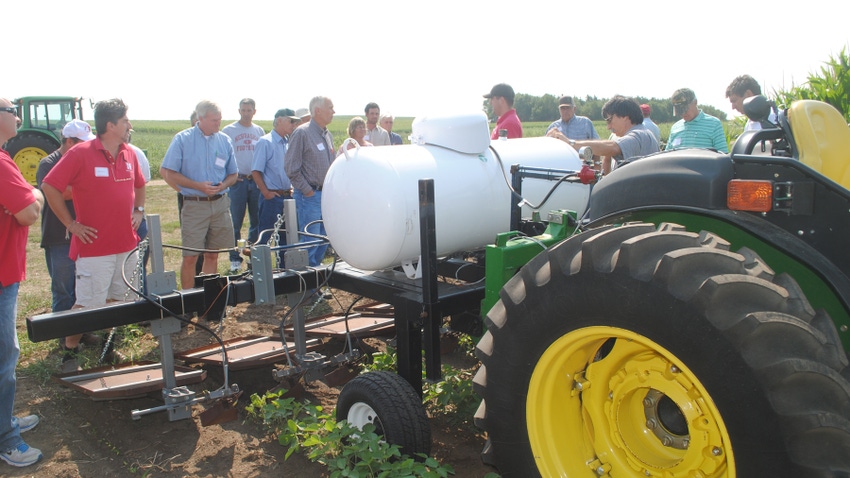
[13,415,39,433]
[60,343,82,373]
[1,443,43,467]
[60,357,81,374]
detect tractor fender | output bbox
[589,206,850,349]
[590,148,733,222]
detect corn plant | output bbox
[773,46,850,122]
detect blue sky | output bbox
[7,0,848,122]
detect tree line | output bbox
[484,94,727,124]
[485,46,850,125]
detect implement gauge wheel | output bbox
[474,222,850,477]
[337,371,431,457]
[5,133,58,185]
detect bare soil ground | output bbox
[10,292,498,477]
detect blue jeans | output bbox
[294,190,327,267]
[228,178,260,264]
[0,282,23,452]
[44,244,75,312]
[258,195,287,267]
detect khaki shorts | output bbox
[180,196,234,257]
[75,251,140,307]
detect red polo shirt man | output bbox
[485,83,523,139]
[0,96,45,468]
[43,137,144,259]
[42,99,145,363]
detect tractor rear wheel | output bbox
[474,222,850,477]
[5,133,58,185]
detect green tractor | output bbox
[474,97,850,476]
[3,96,86,184]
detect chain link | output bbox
[125,238,148,300]
[266,212,286,268]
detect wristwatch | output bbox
[134,206,145,213]
[568,139,576,147]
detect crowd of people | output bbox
[0,74,765,468]
[487,75,765,172]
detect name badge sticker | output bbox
[316,142,326,151]
[95,166,109,177]
[215,157,226,168]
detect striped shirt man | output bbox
[666,110,728,153]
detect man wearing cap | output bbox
[364,102,391,146]
[640,104,661,144]
[545,96,599,141]
[666,88,728,153]
[222,98,265,273]
[284,96,335,267]
[295,107,311,124]
[252,108,300,266]
[0,96,44,468]
[485,83,523,139]
[552,96,659,175]
[42,99,146,369]
[160,100,237,290]
[36,119,95,316]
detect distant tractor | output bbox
[3,96,86,184]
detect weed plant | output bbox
[246,390,457,477]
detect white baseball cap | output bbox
[62,119,96,141]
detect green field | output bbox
[131,116,418,180]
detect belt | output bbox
[238,174,254,181]
[310,184,323,192]
[271,189,293,198]
[183,194,223,201]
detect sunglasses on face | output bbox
[0,107,17,115]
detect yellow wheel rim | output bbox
[13,147,48,185]
[527,326,734,477]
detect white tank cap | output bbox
[409,112,491,154]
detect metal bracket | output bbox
[773,180,814,215]
[252,245,275,305]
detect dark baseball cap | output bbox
[671,88,696,116]
[484,83,515,103]
[558,96,575,107]
[275,108,300,121]
[671,88,696,105]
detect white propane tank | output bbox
[322,112,590,275]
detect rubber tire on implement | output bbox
[336,371,431,457]
[474,222,850,477]
[5,133,58,185]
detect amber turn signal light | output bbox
[727,180,773,212]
